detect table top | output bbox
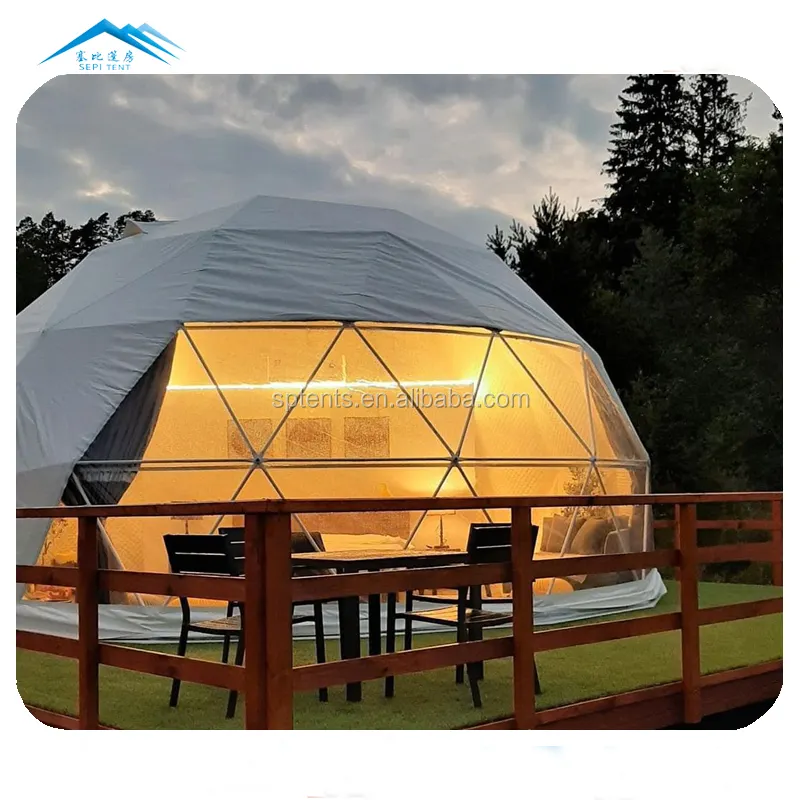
[291,548,469,570]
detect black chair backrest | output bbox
[164,534,233,577]
[218,527,325,577]
[466,522,538,564]
[218,527,245,576]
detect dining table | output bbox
[291,548,469,701]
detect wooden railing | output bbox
[16,492,783,729]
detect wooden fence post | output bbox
[772,500,783,587]
[77,516,100,729]
[264,511,294,729]
[244,512,268,729]
[676,502,702,724]
[511,506,536,729]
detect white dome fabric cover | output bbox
[17,195,646,567]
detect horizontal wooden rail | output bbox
[99,570,246,602]
[697,519,780,530]
[654,518,780,530]
[98,645,245,692]
[698,597,783,625]
[534,612,682,651]
[294,551,677,603]
[17,565,248,600]
[15,491,783,519]
[17,630,80,659]
[19,546,771,607]
[15,599,779,698]
[697,542,778,564]
[16,545,769,608]
[530,549,676,579]
[17,565,78,588]
[19,552,686,605]
[294,636,514,692]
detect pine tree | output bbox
[17,208,158,312]
[772,104,783,136]
[603,74,691,237]
[486,225,510,261]
[689,74,748,170]
[69,213,114,267]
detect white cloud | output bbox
[17,75,778,243]
[78,181,132,199]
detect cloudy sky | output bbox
[16,74,777,244]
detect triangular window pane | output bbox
[360,326,492,455]
[462,335,591,460]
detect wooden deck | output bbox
[16,491,782,729]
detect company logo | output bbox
[40,19,183,70]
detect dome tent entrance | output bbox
[17,196,664,637]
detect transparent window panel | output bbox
[210,467,282,532]
[360,327,494,454]
[593,464,651,556]
[470,462,582,498]
[501,335,594,455]
[294,511,426,550]
[103,465,262,577]
[53,320,652,609]
[23,514,78,602]
[143,390,253,463]
[286,327,455,461]
[24,511,136,605]
[178,325,341,454]
[471,464,582,578]
[585,358,646,462]
[138,329,251,462]
[405,465,489,552]
[468,337,591,461]
[273,463,449,551]
[267,462,454,500]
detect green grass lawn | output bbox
[17,580,782,729]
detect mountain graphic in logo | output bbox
[40,19,183,65]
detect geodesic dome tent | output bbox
[17,196,664,636]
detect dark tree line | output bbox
[16,209,156,313]
[488,74,782,503]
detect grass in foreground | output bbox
[17,580,782,729]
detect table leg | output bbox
[337,582,362,702]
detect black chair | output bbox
[163,534,246,719]
[386,522,541,707]
[218,527,330,714]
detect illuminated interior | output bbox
[29,321,650,604]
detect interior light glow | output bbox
[166,379,477,391]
